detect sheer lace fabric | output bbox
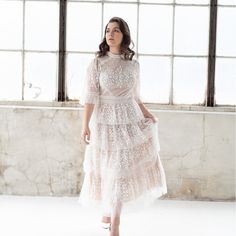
[78,51,167,215]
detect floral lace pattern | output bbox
[78,51,167,215]
[96,98,144,124]
[81,51,142,105]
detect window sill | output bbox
[0,101,235,114]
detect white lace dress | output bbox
[78,51,167,215]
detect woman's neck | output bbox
[109,47,121,55]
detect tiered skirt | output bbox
[78,96,167,215]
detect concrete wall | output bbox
[0,104,235,201]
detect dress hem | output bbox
[77,184,168,216]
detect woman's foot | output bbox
[101,216,111,229]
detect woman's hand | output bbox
[138,103,158,123]
[81,104,95,145]
[81,125,91,145]
[143,111,157,123]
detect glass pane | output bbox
[67,2,102,52]
[24,53,57,101]
[0,1,23,49]
[215,58,236,106]
[104,3,137,52]
[138,56,171,103]
[140,0,173,3]
[176,0,209,4]
[0,52,22,100]
[25,1,59,51]
[174,6,209,55]
[216,7,236,57]
[173,57,208,105]
[66,53,94,101]
[139,5,173,54]
[218,0,236,5]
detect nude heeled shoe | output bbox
[101,222,111,230]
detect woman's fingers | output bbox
[153,116,158,123]
[84,134,89,144]
[86,131,90,143]
[149,115,158,123]
[81,129,90,144]
[84,131,90,144]
[144,113,157,123]
[151,117,156,123]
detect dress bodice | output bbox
[82,51,142,105]
[99,51,138,98]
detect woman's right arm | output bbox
[81,104,95,144]
[80,57,100,144]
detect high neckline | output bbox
[107,51,122,58]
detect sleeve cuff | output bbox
[81,93,99,105]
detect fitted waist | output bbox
[99,95,134,103]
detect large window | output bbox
[0,0,59,101]
[0,0,235,106]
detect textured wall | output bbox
[0,107,84,196]
[0,106,235,201]
[159,111,235,201]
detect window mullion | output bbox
[207,0,217,107]
[58,0,67,101]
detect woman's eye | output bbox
[106,29,120,33]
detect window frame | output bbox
[0,0,235,107]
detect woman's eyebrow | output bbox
[107,27,120,30]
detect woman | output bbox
[78,17,167,236]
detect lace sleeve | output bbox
[81,57,100,105]
[133,60,142,104]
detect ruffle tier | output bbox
[83,123,160,177]
[90,117,160,151]
[78,152,167,214]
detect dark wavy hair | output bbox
[95,17,135,60]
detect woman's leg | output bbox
[110,200,122,236]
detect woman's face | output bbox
[105,22,123,50]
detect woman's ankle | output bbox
[102,216,111,223]
[110,224,119,236]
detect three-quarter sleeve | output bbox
[81,57,100,105]
[133,60,142,104]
